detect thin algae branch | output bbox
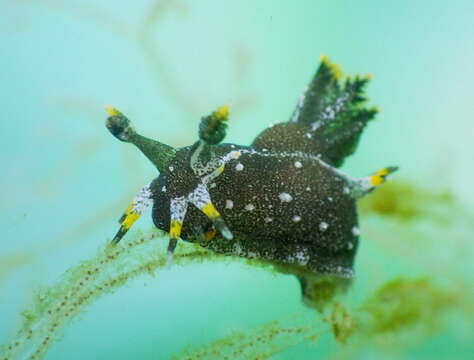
[1,225,473,359]
[0,1,259,288]
[170,276,473,360]
[172,319,319,360]
[0,230,224,360]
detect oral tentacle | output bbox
[188,184,233,240]
[167,196,189,265]
[111,182,154,244]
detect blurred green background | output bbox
[1,1,473,359]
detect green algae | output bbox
[171,276,472,359]
[172,320,318,360]
[325,302,355,344]
[0,230,227,360]
[2,246,472,360]
[359,180,455,221]
[358,277,457,335]
[2,180,474,359]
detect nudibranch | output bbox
[105,56,397,306]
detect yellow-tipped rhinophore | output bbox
[211,105,230,122]
[105,105,120,117]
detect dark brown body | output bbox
[151,144,358,278]
[106,57,395,308]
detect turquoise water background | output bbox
[1,1,473,359]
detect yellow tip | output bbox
[212,105,229,121]
[216,165,225,175]
[119,202,139,229]
[200,202,221,219]
[319,55,342,80]
[369,175,384,187]
[121,212,140,230]
[105,105,119,117]
[169,220,183,239]
[369,168,395,187]
[363,73,373,80]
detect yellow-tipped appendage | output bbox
[215,165,225,175]
[200,202,221,219]
[120,203,140,230]
[211,105,230,122]
[320,55,342,80]
[105,105,120,117]
[169,220,183,239]
[369,168,394,187]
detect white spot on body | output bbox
[235,162,244,171]
[328,197,333,202]
[295,251,309,266]
[306,186,311,191]
[343,186,350,194]
[169,166,174,172]
[162,186,167,193]
[294,161,302,168]
[209,182,216,188]
[304,133,312,139]
[347,242,354,250]
[319,222,328,232]
[233,243,243,255]
[244,204,255,211]
[264,217,273,223]
[225,200,234,209]
[292,215,301,222]
[279,192,293,202]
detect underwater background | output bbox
[1,1,473,359]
